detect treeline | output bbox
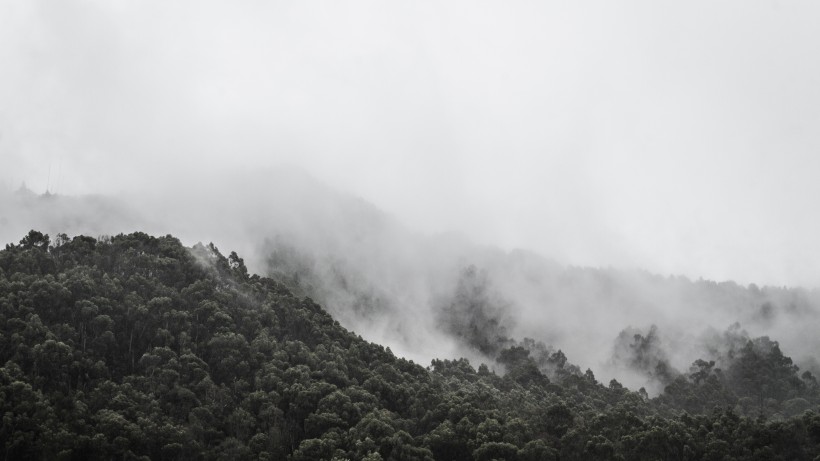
[1,231,819,460]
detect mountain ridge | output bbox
[1,229,819,460]
[2,176,819,390]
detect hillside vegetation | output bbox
[1,231,819,460]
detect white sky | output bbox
[2,1,820,287]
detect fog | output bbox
[3,1,820,390]
[3,170,819,394]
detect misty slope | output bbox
[244,176,820,393]
[2,230,820,461]
[3,170,819,395]
[266,234,820,394]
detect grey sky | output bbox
[2,1,820,287]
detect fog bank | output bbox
[3,1,820,287]
[2,171,818,393]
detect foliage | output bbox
[0,230,818,460]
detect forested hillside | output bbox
[5,182,820,394]
[1,231,819,460]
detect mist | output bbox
[3,1,820,392]
[3,169,819,395]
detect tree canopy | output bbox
[0,230,818,460]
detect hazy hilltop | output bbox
[2,170,819,396]
[0,184,144,243]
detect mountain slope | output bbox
[3,172,820,393]
[1,230,819,460]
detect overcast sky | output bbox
[2,1,820,287]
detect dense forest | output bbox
[1,230,819,460]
